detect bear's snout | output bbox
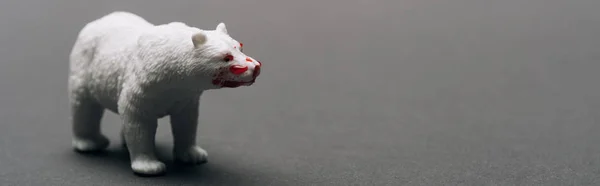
[213,59,261,88]
[228,60,261,78]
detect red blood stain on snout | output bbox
[229,65,248,75]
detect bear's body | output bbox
[68,11,261,176]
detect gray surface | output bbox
[1,0,600,185]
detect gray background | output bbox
[1,0,599,185]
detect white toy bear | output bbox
[68,11,262,176]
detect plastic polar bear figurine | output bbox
[68,11,262,176]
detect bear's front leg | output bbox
[121,111,165,175]
[170,97,208,165]
[119,92,166,176]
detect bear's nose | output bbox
[229,65,248,75]
[253,64,261,78]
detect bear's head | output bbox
[189,23,261,89]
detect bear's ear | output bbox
[192,32,207,47]
[216,22,228,34]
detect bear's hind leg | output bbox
[71,95,109,152]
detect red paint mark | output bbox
[224,54,234,62]
[239,43,243,47]
[229,65,248,75]
[246,57,253,62]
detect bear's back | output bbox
[71,12,155,61]
[85,11,154,33]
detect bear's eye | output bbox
[224,54,234,62]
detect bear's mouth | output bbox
[212,79,254,88]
